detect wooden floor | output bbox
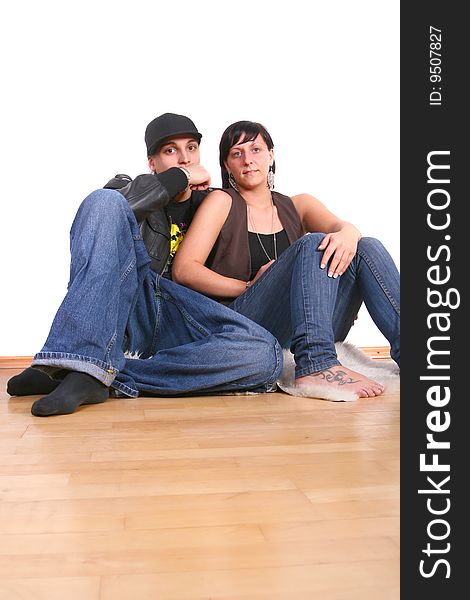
[0,367,399,600]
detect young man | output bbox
[7,113,282,416]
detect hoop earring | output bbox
[228,173,239,192]
[267,166,275,190]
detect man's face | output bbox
[148,135,200,173]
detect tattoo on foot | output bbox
[312,369,360,386]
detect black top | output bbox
[206,189,304,285]
[248,229,290,280]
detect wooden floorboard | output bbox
[0,367,399,599]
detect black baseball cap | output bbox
[145,113,202,156]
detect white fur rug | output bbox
[277,342,400,402]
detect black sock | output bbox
[7,367,60,396]
[31,371,109,416]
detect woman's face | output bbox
[225,134,274,191]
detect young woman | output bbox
[173,121,400,400]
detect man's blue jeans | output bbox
[230,233,400,379]
[32,190,282,397]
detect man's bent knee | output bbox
[257,337,283,390]
[80,189,127,212]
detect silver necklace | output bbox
[247,198,278,261]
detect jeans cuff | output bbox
[295,358,341,379]
[32,352,117,387]
[110,382,139,398]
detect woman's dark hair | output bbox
[219,121,275,188]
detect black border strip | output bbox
[401,2,465,597]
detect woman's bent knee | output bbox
[357,236,384,253]
[295,232,325,250]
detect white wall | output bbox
[0,0,399,356]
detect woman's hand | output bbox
[317,226,361,278]
[291,195,362,278]
[250,260,275,286]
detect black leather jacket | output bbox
[104,173,207,275]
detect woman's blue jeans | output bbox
[32,190,282,397]
[230,233,400,378]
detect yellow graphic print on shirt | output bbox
[169,222,184,257]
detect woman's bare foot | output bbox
[295,365,385,399]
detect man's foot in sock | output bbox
[31,371,109,416]
[7,367,60,396]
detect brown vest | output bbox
[206,189,304,281]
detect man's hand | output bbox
[185,164,211,190]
